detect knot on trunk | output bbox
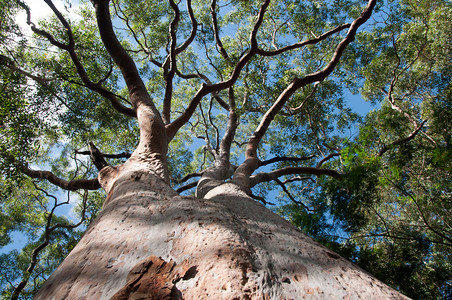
[98,165,120,194]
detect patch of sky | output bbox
[1,141,86,256]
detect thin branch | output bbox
[260,155,316,167]
[250,166,341,188]
[60,76,132,105]
[0,55,51,84]
[275,178,314,211]
[176,0,198,54]
[75,149,131,159]
[17,0,136,117]
[382,29,437,145]
[288,82,319,112]
[211,0,230,61]
[96,60,115,85]
[198,103,216,157]
[382,171,452,245]
[283,176,316,184]
[89,142,109,170]
[256,23,351,57]
[174,68,230,112]
[112,0,162,68]
[354,232,452,248]
[112,1,143,45]
[195,72,230,110]
[316,152,340,168]
[0,58,81,114]
[11,189,88,300]
[176,180,198,193]
[207,98,221,151]
[249,192,275,206]
[172,171,205,184]
[162,0,181,124]
[378,120,426,156]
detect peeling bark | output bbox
[110,256,188,300]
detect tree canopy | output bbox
[0,0,450,298]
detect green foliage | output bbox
[0,176,94,298]
[0,0,450,298]
[1,227,84,299]
[277,0,451,298]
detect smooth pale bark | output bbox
[34,165,409,299]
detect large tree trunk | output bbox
[34,168,408,299]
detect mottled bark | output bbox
[34,170,409,300]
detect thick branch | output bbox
[92,0,158,114]
[18,0,136,117]
[21,165,100,191]
[253,1,376,151]
[233,0,377,191]
[166,0,271,140]
[89,142,109,170]
[93,0,169,176]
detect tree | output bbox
[277,0,452,298]
[0,0,447,298]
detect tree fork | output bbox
[34,177,409,299]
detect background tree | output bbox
[278,0,452,298]
[0,0,448,298]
